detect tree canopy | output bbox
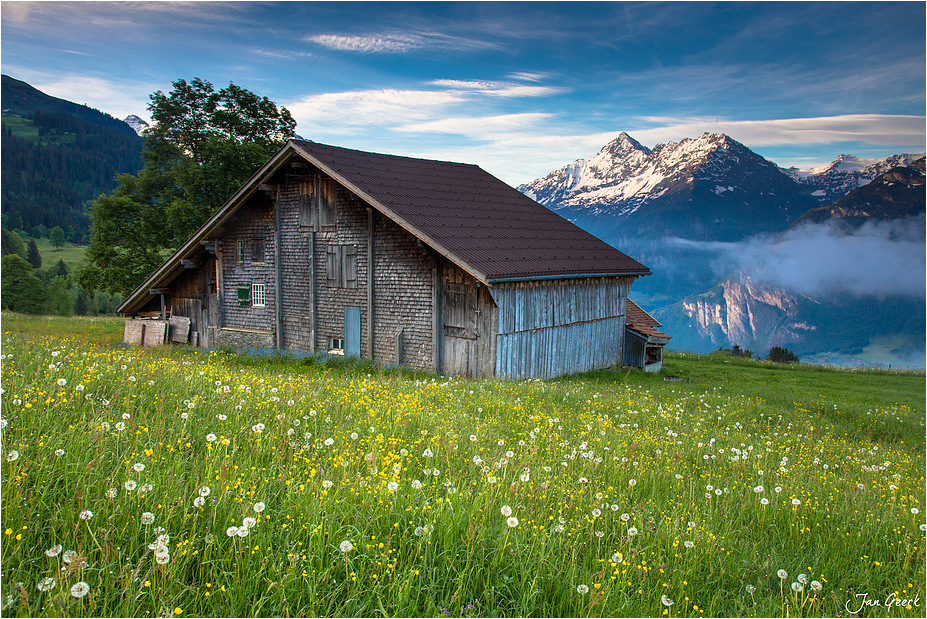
[78,78,296,295]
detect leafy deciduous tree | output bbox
[1,254,46,313]
[79,78,295,296]
[49,225,66,250]
[1,228,27,259]
[45,276,73,316]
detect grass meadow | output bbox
[1,313,924,617]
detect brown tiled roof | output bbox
[626,299,671,340]
[292,140,649,282]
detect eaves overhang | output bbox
[117,145,297,315]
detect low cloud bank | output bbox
[666,215,926,299]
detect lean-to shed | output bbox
[624,299,671,372]
[118,140,651,379]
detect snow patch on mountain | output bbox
[782,152,924,203]
[124,114,149,135]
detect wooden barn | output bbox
[118,140,652,379]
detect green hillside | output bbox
[1,75,144,239]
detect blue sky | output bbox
[2,1,924,184]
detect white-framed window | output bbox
[328,337,345,355]
[237,240,245,264]
[251,283,266,307]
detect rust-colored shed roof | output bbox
[291,140,649,282]
[626,299,671,340]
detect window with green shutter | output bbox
[237,284,251,306]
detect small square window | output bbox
[237,240,245,264]
[252,283,266,307]
[328,337,345,355]
[252,239,264,263]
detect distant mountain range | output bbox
[783,153,923,203]
[520,132,925,367]
[791,158,925,228]
[519,131,923,242]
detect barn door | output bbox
[440,261,483,376]
[344,306,362,357]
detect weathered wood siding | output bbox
[201,164,439,371]
[439,261,498,377]
[490,277,634,379]
[371,213,437,371]
[167,254,218,347]
[217,199,276,344]
[624,329,647,368]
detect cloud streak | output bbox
[631,114,926,148]
[305,31,497,54]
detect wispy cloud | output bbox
[629,114,926,148]
[285,89,466,130]
[305,31,497,54]
[429,79,566,98]
[396,113,553,138]
[306,33,424,53]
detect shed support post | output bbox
[433,260,441,374]
[274,187,283,349]
[367,207,374,360]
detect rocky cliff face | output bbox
[655,274,817,352]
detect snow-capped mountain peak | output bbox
[124,114,149,135]
[783,152,924,202]
[518,131,816,241]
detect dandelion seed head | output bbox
[70,581,90,598]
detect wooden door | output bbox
[344,306,362,357]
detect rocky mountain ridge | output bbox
[519,132,817,242]
[783,152,924,203]
[791,158,926,228]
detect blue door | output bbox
[344,306,362,357]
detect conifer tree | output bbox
[26,239,42,268]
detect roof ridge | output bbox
[291,139,480,169]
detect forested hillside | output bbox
[1,75,144,239]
